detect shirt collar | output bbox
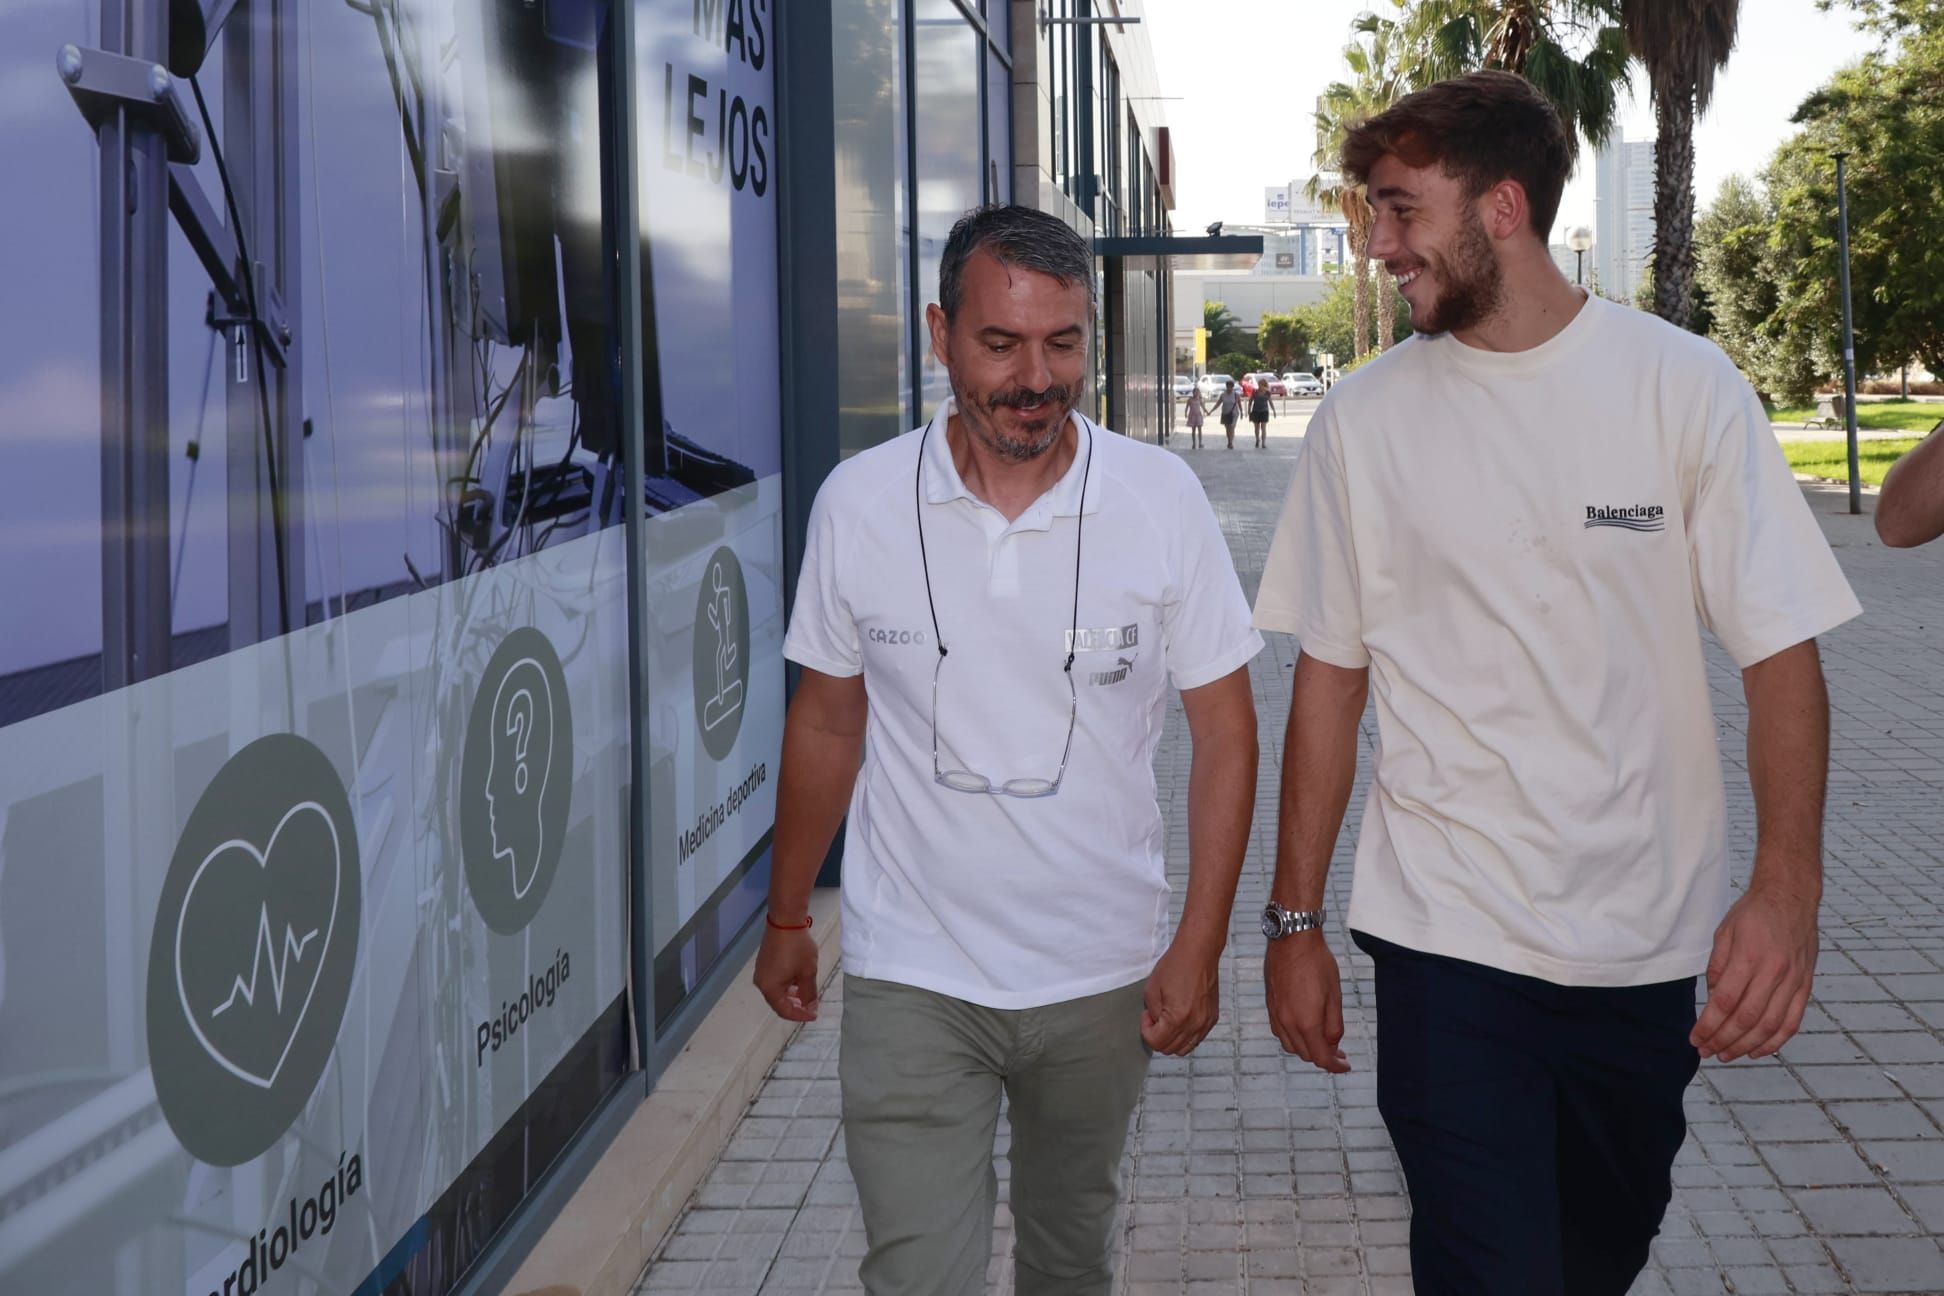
[919,398,1102,521]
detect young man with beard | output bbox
[755,204,1261,1295]
[1254,73,1861,1295]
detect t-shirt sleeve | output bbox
[1160,463,1264,690]
[1252,407,1369,668]
[1687,379,1862,668]
[781,479,865,678]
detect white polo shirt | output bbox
[784,402,1263,1008]
[1255,293,1861,987]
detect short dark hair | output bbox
[938,204,1095,319]
[1340,71,1573,240]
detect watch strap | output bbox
[1263,902,1326,938]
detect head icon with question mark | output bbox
[483,656,555,900]
[461,627,573,932]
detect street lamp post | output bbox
[1832,150,1862,516]
[1566,225,1593,287]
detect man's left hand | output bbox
[1141,940,1222,1056]
[1690,874,1821,1063]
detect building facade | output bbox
[1012,0,1178,442]
[1595,129,1656,302]
[0,2,1184,1294]
[1262,185,1352,275]
[1172,223,1343,373]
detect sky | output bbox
[1144,0,1885,242]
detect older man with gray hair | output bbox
[753,204,1262,1294]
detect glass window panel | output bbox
[1062,0,1078,195]
[1,6,635,1296]
[1049,3,1068,190]
[834,0,910,453]
[0,0,108,724]
[987,46,1012,204]
[987,0,1010,52]
[634,0,788,1035]
[1094,32,1109,217]
[914,0,982,414]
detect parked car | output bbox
[1172,374,1196,401]
[1196,373,1233,402]
[1242,371,1293,398]
[1282,371,1325,398]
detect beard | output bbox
[949,371,1078,463]
[1411,211,1505,336]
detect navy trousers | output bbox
[1354,931,1702,1296]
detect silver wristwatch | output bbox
[1261,902,1326,940]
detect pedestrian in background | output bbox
[755,203,1262,1296]
[1184,385,1207,448]
[1255,72,1859,1296]
[1249,377,1273,449]
[1218,376,1242,448]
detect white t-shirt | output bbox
[1254,293,1861,987]
[785,402,1263,1008]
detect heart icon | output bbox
[174,801,343,1091]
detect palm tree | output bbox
[1350,15,1409,353]
[1308,97,1375,361]
[1309,15,1407,361]
[1398,0,1631,150]
[1622,0,1740,328]
[1203,300,1248,357]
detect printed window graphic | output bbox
[692,546,751,761]
[145,734,361,1167]
[461,627,575,933]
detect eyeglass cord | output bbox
[915,415,1092,673]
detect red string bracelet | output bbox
[765,912,813,931]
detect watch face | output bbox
[1261,907,1283,939]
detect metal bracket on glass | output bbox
[56,44,202,166]
[163,168,292,370]
[205,272,293,372]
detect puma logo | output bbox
[1089,656,1135,687]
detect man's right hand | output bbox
[753,927,820,1022]
[1265,935,1350,1073]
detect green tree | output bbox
[1309,97,1377,362]
[1309,14,1414,361]
[1816,0,1938,38]
[1259,312,1312,369]
[1295,275,1415,368]
[1210,352,1257,381]
[1203,300,1249,358]
[1397,0,1631,148]
[1766,22,1944,386]
[1693,175,1817,402]
[1632,255,1655,312]
[1621,0,1741,329]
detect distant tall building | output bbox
[1549,243,1585,284]
[1261,177,1349,276]
[1594,128,1655,301]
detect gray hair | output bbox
[938,204,1095,320]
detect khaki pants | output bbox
[839,975,1151,1295]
